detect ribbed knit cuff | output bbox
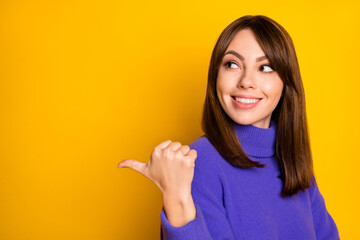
[160,204,212,240]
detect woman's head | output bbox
[205,15,303,128]
[202,15,313,197]
[216,28,284,129]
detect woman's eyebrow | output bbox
[224,50,268,62]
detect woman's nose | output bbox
[237,69,256,89]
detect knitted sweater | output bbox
[160,120,339,240]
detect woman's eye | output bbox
[260,64,274,73]
[225,61,239,69]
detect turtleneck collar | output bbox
[232,120,277,158]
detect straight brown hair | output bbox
[202,15,314,197]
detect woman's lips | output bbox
[232,94,262,99]
[231,96,262,109]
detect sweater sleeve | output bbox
[309,178,340,239]
[160,138,236,240]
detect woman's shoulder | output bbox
[188,135,224,169]
[189,135,216,154]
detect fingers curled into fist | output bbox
[178,145,191,155]
[118,139,197,195]
[169,141,182,151]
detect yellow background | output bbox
[0,0,359,239]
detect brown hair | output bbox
[202,15,314,197]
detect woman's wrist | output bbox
[162,192,197,227]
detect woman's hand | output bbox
[117,140,197,195]
[117,140,197,227]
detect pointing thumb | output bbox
[117,159,148,175]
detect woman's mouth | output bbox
[234,97,261,104]
[231,96,262,109]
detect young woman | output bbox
[118,15,340,239]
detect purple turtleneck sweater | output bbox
[160,120,339,239]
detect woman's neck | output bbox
[232,119,277,158]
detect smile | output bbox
[234,97,260,104]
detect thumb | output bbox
[117,159,148,176]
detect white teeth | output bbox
[235,97,260,104]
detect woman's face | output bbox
[216,28,284,129]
